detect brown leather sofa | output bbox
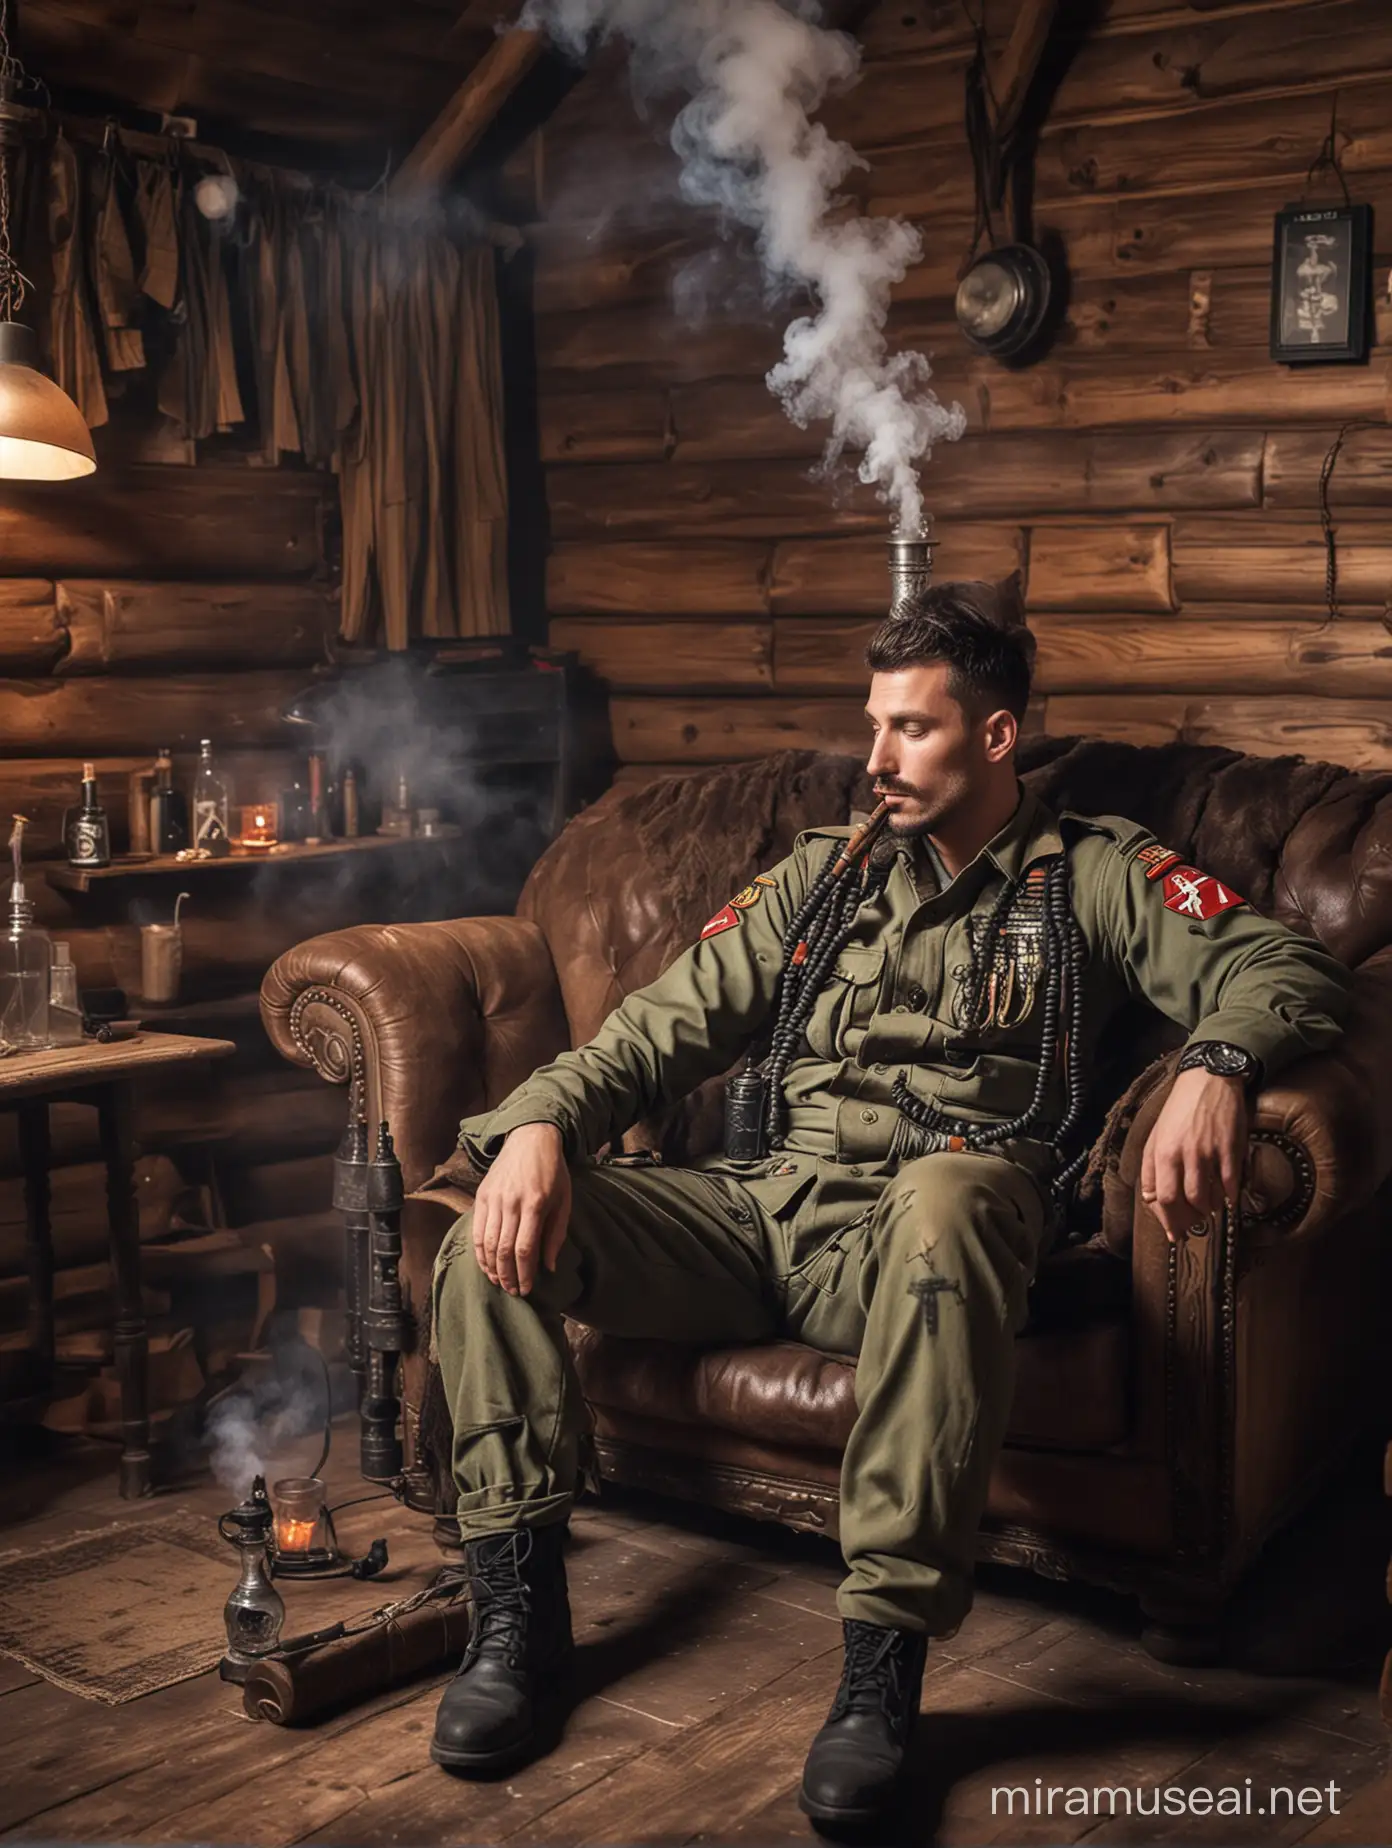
[261,738,1392,1662]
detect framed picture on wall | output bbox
[1269,203,1372,364]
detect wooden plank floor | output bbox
[0,1422,1387,1845]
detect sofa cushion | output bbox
[568,1240,1133,1455]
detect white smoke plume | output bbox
[206,1370,327,1497]
[520,0,965,534]
[206,1393,267,1498]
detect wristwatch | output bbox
[1177,1040,1261,1085]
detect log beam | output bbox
[991,0,1060,142]
[391,25,545,194]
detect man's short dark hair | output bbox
[864,577,1035,723]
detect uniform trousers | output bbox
[431,1150,1055,1637]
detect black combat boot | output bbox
[430,1522,574,1774]
[798,1619,928,1832]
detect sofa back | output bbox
[519,740,1392,1063]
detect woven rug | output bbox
[0,1509,234,1703]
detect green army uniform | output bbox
[432,784,1350,1638]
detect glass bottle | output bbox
[49,941,83,1046]
[150,748,189,854]
[192,739,231,854]
[0,817,51,1053]
[64,762,111,868]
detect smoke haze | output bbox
[520,0,965,534]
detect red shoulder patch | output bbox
[1161,864,1246,921]
[700,904,741,941]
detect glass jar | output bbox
[49,942,83,1046]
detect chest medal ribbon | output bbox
[953,863,1049,1031]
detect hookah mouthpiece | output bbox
[887,531,935,621]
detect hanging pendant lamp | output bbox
[0,1,95,479]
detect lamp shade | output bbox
[0,322,96,479]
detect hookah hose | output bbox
[759,800,893,1151]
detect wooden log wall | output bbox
[0,463,348,1406]
[506,0,1392,779]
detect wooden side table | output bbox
[2,1032,235,1496]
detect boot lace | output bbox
[461,1529,534,1670]
[829,1621,919,1726]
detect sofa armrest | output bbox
[1101,944,1392,1250]
[260,917,568,1194]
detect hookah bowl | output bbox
[886,530,936,620]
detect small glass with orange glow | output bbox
[237,801,279,849]
[270,1476,328,1559]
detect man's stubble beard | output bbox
[881,775,967,842]
[884,808,940,843]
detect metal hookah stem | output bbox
[886,532,934,620]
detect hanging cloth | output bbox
[133,158,179,309]
[46,134,107,428]
[410,233,455,637]
[332,216,510,646]
[207,217,245,433]
[322,191,358,449]
[89,139,145,372]
[246,175,301,462]
[453,246,510,637]
[336,202,375,645]
[372,226,416,652]
[156,157,246,440]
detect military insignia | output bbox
[1161,864,1246,921]
[1136,842,1182,881]
[754,874,778,889]
[700,904,741,940]
[730,883,763,910]
[953,863,1049,1030]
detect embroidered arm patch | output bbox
[700,874,777,940]
[1161,864,1246,920]
[700,904,741,940]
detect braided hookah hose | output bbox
[890,852,1090,1198]
[762,801,893,1150]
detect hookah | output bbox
[722,528,934,1162]
[218,1476,285,1683]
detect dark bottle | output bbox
[279,779,308,843]
[723,1066,768,1160]
[150,747,189,854]
[65,761,111,868]
[306,752,332,843]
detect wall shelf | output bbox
[45,832,465,895]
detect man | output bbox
[427,581,1351,1831]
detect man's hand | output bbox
[1139,1067,1249,1244]
[472,1122,571,1296]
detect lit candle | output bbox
[276,1515,317,1553]
[237,801,280,849]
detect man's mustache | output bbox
[873,782,918,798]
